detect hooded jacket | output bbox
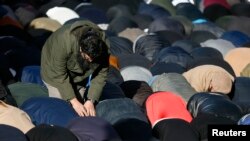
[41,20,110,102]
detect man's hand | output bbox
[83,100,96,116]
[70,98,87,117]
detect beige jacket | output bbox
[0,100,35,133]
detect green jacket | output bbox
[41,20,110,102]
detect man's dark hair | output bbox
[79,29,106,60]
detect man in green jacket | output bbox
[41,20,110,116]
